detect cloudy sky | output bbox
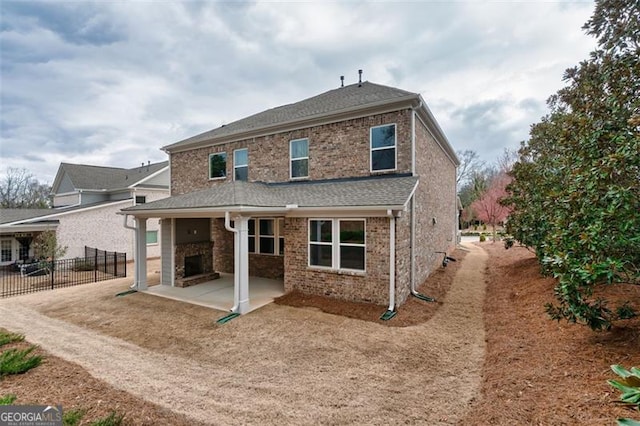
[1,1,597,184]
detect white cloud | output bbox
[0,0,597,183]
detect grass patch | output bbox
[63,408,86,426]
[90,411,125,426]
[0,331,25,347]
[0,394,17,405]
[0,346,42,377]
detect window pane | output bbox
[291,158,308,178]
[1,240,11,262]
[248,219,255,236]
[146,231,158,244]
[291,139,308,158]
[259,219,274,236]
[234,149,248,166]
[340,246,365,270]
[278,218,284,235]
[310,220,332,242]
[260,237,275,254]
[249,236,255,253]
[371,125,395,149]
[135,196,146,204]
[310,244,332,267]
[372,148,395,171]
[340,221,365,244]
[209,153,227,178]
[235,166,248,181]
[279,237,284,255]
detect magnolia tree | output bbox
[504,0,639,330]
[471,172,511,241]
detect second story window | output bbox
[370,124,396,172]
[234,148,248,181]
[290,138,309,179]
[135,195,146,204]
[209,152,227,180]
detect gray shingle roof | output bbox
[164,82,418,151]
[122,174,418,213]
[61,161,168,191]
[1,200,134,225]
[0,209,54,225]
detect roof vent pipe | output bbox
[358,69,362,86]
[340,75,344,87]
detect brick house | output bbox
[0,161,169,265]
[122,82,459,314]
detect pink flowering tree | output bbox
[471,172,512,241]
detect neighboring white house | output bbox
[0,161,169,266]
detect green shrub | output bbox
[482,224,487,231]
[0,394,17,405]
[479,233,487,242]
[0,331,24,347]
[63,408,86,426]
[0,346,42,376]
[90,411,125,426]
[608,364,640,425]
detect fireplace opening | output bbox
[184,255,203,278]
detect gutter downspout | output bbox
[380,210,397,320]
[224,211,240,313]
[123,214,138,290]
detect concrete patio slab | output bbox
[143,272,284,313]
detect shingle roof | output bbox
[60,161,168,191]
[0,209,54,225]
[164,82,418,151]
[122,174,418,213]
[1,200,134,225]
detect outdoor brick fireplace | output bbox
[174,241,219,287]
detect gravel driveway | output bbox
[0,243,488,425]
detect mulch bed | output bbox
[0,334,206,426]
[274,247,467,327]
[463,242,640,425]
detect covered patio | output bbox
[145,273,284,313]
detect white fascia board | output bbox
[2,199,133,226]
[121,204,406,219]
[0,223,59,233]
[164,96,418,154]
[128,166,170,188]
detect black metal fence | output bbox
[0,247,126,298]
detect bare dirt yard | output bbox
[1,243,638,425]
[0,245,486,425]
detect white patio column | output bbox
[234,216,250,314]
[134,217,148,290]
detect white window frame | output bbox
[248,218,284,256]
[289,138,309,180]
[1,239,13,263]
[146,230,158,245]
[308,219,366,272]
[208,152,227,180]
[233,148,248,181]
[370,123,397,173]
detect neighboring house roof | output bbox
[0,200,132,227]
[52,161,169,194]
[163,82,458,165]
[0,209,55,225]
[122,174,419,215]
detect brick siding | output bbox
[170,111,412,195]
